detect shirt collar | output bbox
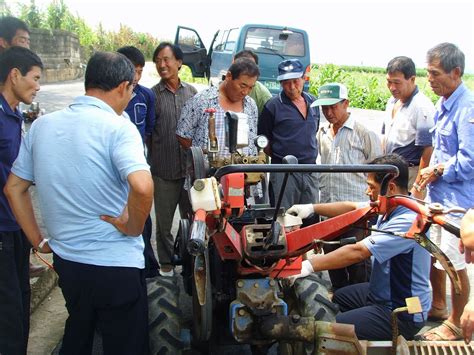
[278,90,314,105]
[441,82,467,113]
[321,112,353,133]
[389,86,419,107]
[157,79,187,92]
[0,93,21,119]
[402,86,419,107]
[69,95,118,115]
[342,112,354,129]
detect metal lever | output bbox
[225,111,239,153]
[264,155,298,249]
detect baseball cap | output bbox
[277,59,304,81]
[311,83,348,107]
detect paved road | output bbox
[27,70,473,353]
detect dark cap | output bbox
[277,59,304,81]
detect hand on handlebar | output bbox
[286,204,314,220]
[287,259,314,285]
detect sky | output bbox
[9,0,474,72]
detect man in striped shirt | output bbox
[149,42,197,276]
[315,83,382,290]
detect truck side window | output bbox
[213,30,228,52]
[224,28,239,52]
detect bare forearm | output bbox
[415,146,434,183]
[4,177,43,248]
[308,242,371,272]
[313,201,358,218]
[419,146,433,170]
[126,173,154,236]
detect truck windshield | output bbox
[243,27,305,57]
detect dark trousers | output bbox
[54,254,149,355]
[153,176,191,267]
[323,228,371,290]
[143,215,159,278]
[0,230,31,355]
[333,283,424,340]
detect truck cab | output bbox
[174,24,311,95]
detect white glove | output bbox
[288,259,314,285]
[286,204,314,219]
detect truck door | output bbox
[174,26,218,79]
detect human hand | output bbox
[461,299,474,344]
[35,239,52,254]
[100,205,131,235]
[410,186,425,200]
[287,259,314,285]
[418,165,443,190]
[39,241,52,254]
[459,240,474,264]
[286,204,314,220]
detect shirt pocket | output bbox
[436,121,456,155]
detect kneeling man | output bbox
[288,154,431,340]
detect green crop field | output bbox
[179,64,474,111]
[308,64,474,111]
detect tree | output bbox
[46,0,68,30]
[1,0,12,16]
[18,0,43,28]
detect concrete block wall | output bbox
[29,28,85,83]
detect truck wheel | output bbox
[147,276,183,355]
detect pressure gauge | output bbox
[254,135,269,150]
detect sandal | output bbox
[416,320,463,341]
[427,306,449,322]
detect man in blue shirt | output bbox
[258,59,320,209]
[0,46,42,355]
[288,154,431,340]
[5,52,153,354]
[117,45,158,278]
[1,16,46,280]
[417,43,474,341]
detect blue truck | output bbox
[174,24,311,94]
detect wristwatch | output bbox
[433,165,443,177]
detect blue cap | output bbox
[277,59,304,81]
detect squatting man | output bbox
[287,154,431,341]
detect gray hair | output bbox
[427,42,465,76]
